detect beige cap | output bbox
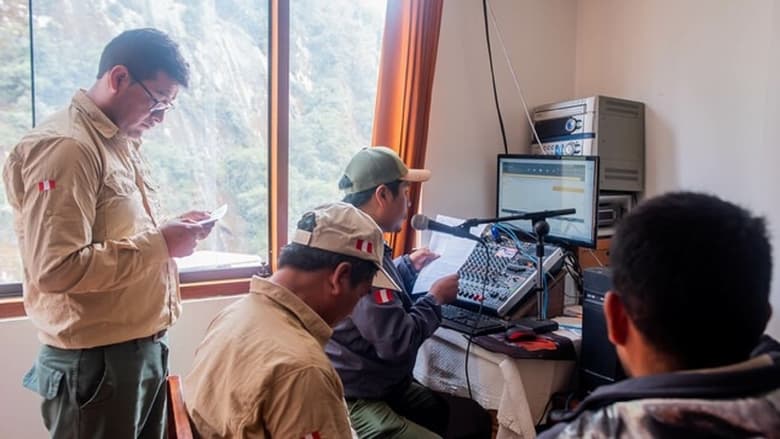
[291,202,401,291]
[340,146,431,194]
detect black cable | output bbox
[555,250,584,301]
[464,239,491,400]
[539,355,582,428]
[565,250,584,300]
[482,0,508,154]
[536,300,583,429]
[464,323,476,400]
[536,394,555,427]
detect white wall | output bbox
[425,0,780,337]
[423,0,579,219]
[574,0,780,337]
[0,296,239,439]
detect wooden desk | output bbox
[578,238,611,269]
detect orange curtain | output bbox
[372,0,444,258]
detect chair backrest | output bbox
[167,375,194,439]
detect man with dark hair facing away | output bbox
[4,28,213,437]
[540,192,780,438]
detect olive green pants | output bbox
[23,335,169,439]
[347,382,449,439]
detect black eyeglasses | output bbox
[129,72,175,113]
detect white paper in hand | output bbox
[411,215,488,295]
[196,204,228,225]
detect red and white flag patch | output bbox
[37,180,56,192]
[355,239,373,254]
[301,433,321,439]
[374,289,394,304]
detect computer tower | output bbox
[581,267,625,393]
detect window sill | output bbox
[0,278,257,319]
[0,251,270,319]
[0,297,25,319]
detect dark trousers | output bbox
[348,382,492,438]
[440,393,493,439]
[23,335,169,439]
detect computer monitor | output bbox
[496,154,600,248]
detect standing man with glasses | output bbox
[3,28,211,438]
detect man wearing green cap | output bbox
[326,147,491,438]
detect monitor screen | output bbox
[496,154,600,248]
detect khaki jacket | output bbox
[185,277,353,438]
[2,90,179,349]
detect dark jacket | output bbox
[325,244,442,399]
[539,336,780,438]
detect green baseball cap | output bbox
[340,146,431,194]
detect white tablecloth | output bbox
[413,326,580,438]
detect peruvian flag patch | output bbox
[301,433,321,439]
[374,289,394,304]
[355,239,373,254]
[37,180,56,192]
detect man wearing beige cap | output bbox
[328,147,490,438]
[185,202,398,438]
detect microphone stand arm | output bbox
[457,208,576,230]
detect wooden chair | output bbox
[167,375,194,439]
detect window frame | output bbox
[2,0,388,313]
[268,0,289,273]
[0,0,338,316]
[0,283,21,300]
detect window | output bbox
[0,0,386,296]
[0,0,31,285]
[288,0,386,232]
[32,0,269,268]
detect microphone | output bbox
[411,214,481,242]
